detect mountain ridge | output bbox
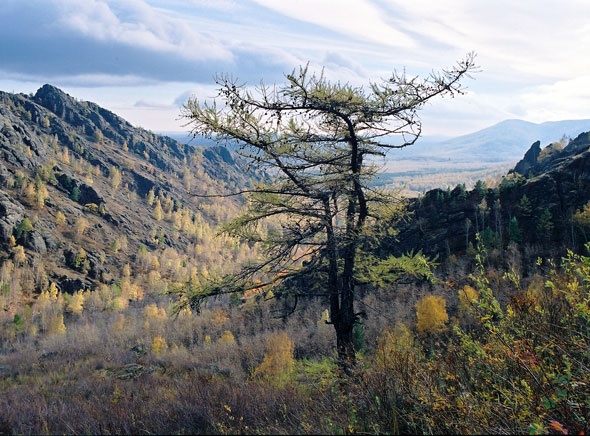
[390,129,590,263]
[401,118,590,163]
[2,84,590,295]
[0,84,257,294]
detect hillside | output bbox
[0,85,258,294]
[391,130,590,264]
[3,84,590,297]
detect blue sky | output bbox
[1,0,589,137]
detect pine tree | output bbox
[180,54,476,368]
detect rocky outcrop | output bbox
[393,132,590,260]
[512,140,541,176]
[0,191,24,243]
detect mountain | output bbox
[400,118,590,163]
[3,84,590,297]
[0,85,259,294]
[166,118,590,164]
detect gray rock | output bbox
[0,190,24,242]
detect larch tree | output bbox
[179,54,477,369]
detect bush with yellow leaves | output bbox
[252,332,295,387]
[415,294,448,335]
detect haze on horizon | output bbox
[1,0,589,138]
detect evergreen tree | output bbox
[180,54,476,368]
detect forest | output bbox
[0,66,588,435]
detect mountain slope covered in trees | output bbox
[0,84,260,294]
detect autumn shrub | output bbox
[457,284,479,328]
[150,335,168,354]
[415,294,448,335]
[412,248,589,434]
[355,322,424,434]
[252,331,296,387]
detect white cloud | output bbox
[54,0,233,61]
[392,0,590,81]
[252,0,416,48]
[517,76,590,122]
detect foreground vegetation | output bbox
[0,239,588,434]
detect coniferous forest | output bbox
[0,75,589,435]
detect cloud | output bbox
[133,99,174,109]
[391,0,590,81]
[252,0,416,49]
[517,75,590,122]
[0,0,291,86]
[2,0,590,136]
[54,0,232,61]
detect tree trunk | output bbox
[324,196,357,373]
[335,317,355,373]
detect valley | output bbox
[0,85,588,435]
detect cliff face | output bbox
[393,132,590,260]
[0,85,255,292]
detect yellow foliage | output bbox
[55,211,66,226]
[74,217,88,240]
[415,295,448,335]
[120,277,143,302]
[218,330,235,345]
[152,335,168,354]
[210,306,229,329]
[458,285,479,319]
[128,282,143,301]
[153,199,163,221]
[66,290,85,315]
[24,181,36,205]
[387,322,414,351]
[143,303,167,320]
[122,263,131,277]
[12,245,26,265]
[35,289,51,310]
[48,312,66,335]
[374,322,415,371]
[110,296,128,311]
[109,165,122,189]
[252,332,295,387]
[47,282,59,301]
[147,270,161,286]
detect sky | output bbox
[1,0,590,138]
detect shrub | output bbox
[415,295,448,335]
[252,332,295,387]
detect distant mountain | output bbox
[378,118,590,195]
[159,131,242,151]
[165,118,590,166]
[399,118,590,163]
[159,131,213,147]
